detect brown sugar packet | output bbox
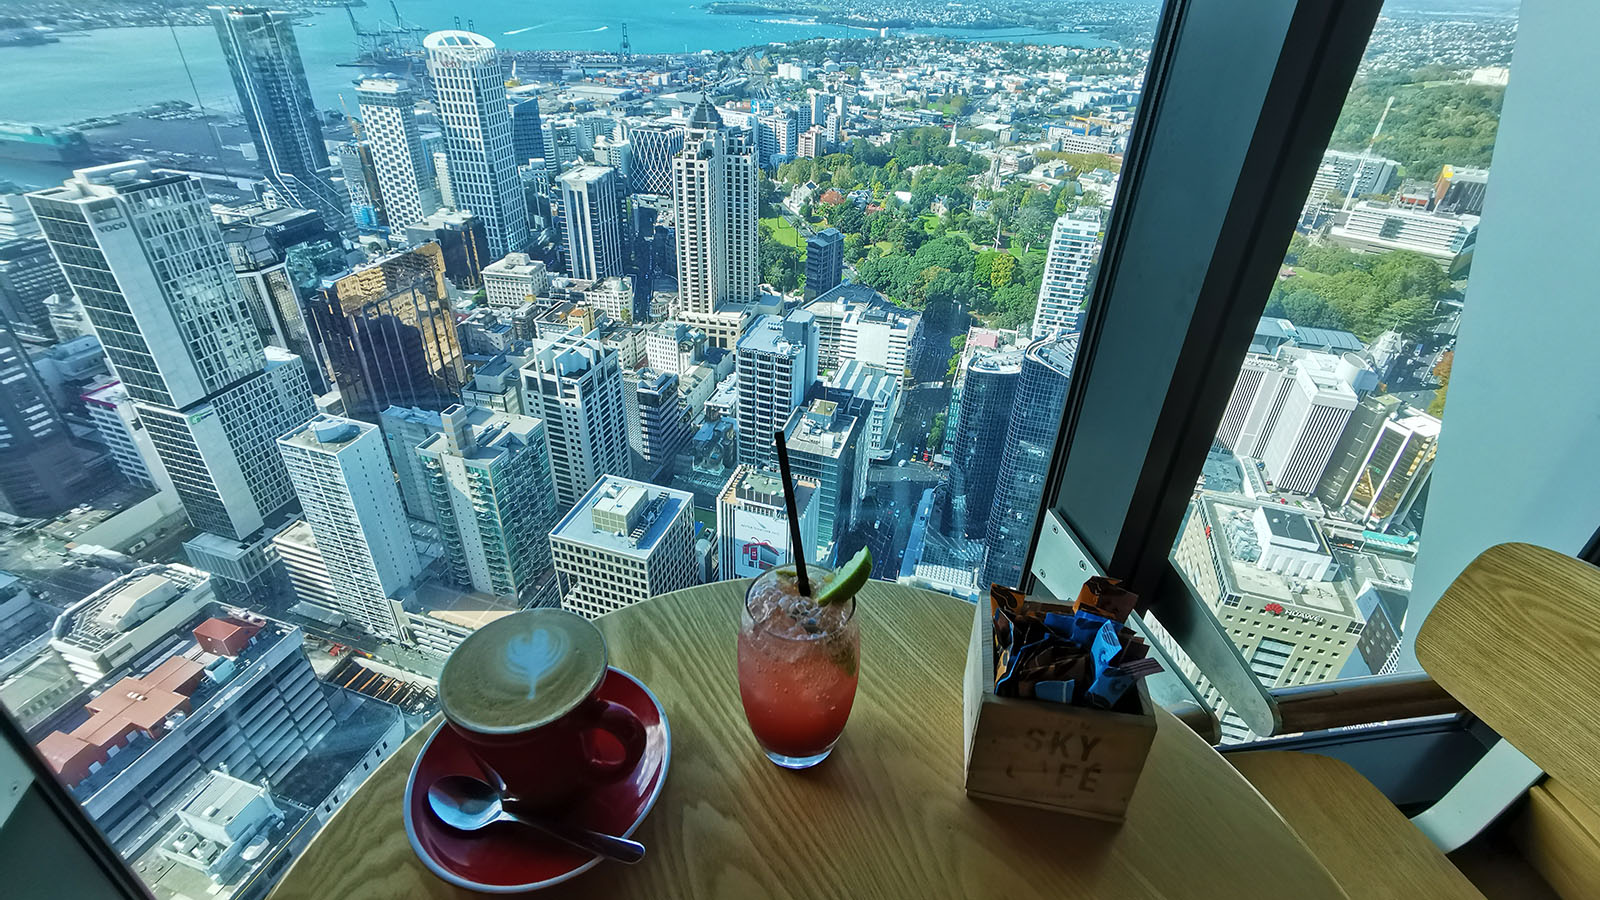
[1074,576,1139,623]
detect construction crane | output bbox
[1343,95,1395,211]
[619,23,632,63]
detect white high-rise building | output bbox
[549,476,697,618]
[673,99,760,349]
[558,165,624,281]
[378,405,443,523]
[417,404,561,604]
[1033,211,1103,339]
[518,329,631,510]
[28,162,315,549]
[278,415,421,639]
[826,360,900,460]
[482,252,550,310]
[1259,354,1359,495]
[356,78,441,230]
[425,31,530,257]
[735,311,818,468]
[716,465,819,579]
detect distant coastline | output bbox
[704,2,1078,35]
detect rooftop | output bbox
[54,566,210,654]
[552,476,691,559]
[1259,507,1319,544]
[1202,498,1361,621]
[784,400,858,460]
[279,414,372,453]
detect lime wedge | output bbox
[814,547,872,606]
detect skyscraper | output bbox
[1330,409,1439,530]
[29,162,315,545]
[736,311,818,468]
[674,99,760,348]
[338,139,386,231]
[302,243,465,419]
[425,31,530,257]
[804,227,843,301]
[518,328,631,510]
[558,165,624,281]
[510,96,545,166]
[222,223,326,393]
[417,404,561,604]
[0,238,68,342]
[549,476,697,618]
[0,324,86,516]
[629,121,685,196]
[210,6,350,236]
[378,405,443,523]
[1033,211,1103,339]
[1315,393,1401,511]
[278,415,421,639]
[983,333,1079,590]
[947,349,1022,540]
[357,78,441,231]
[781,399,865,565]
[622,368,691,476]
[717,465,819,578]
[1258,354,1359,495]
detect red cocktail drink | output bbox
[737,565,859,769]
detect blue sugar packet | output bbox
[1042,611,1076,638]
[1068,610,1110,646]
[1035,680,1076,704]
[1090,620,1122,675]
[1086,667,1137,709]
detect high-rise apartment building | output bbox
[780,399,865,565]
[1033,211,1103,339]
[278,415,421,638]
[716,465,819,578]
[357,78,441,231]
[983,334,1078,590]
[0,324,84,516]
[736,311,818,468]
[210,6,350,236]
[377,405,443,523]
[482,252,550,309]
[417,404,560,604]
[29,163,315,545]
[674,99,760,348]
[424,31,530,257]
[629,121,685,196]
[804,227,843,301]
[0,237,68,342]
[549,476,697,618]
[558,165,624,281]
[518,329,631,510]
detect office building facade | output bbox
[629,121,685,196]
[425,31,530,257]
[0,324,83,516]
[0,237,68,342]
[804,227,843,301]
[983,334,1079,590]
[549,477,697,618]
[357,78,440,231]
[278,415,421,639]
[558,165,624,281]
[83,380,169,492]
[716,464,819,578]
[781,399,865,565]
[482,252,550,309]
[377,405,443,523]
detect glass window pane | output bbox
[0,5,1168,895]
[1163,2,1521,744]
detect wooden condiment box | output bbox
[962,593,1156,821]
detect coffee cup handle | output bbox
[580,698,646,783]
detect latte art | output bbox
[504,627,569,700]
[439,609,608,734]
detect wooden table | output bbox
[269,582,1348,899]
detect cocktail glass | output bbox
[737,565,860,769]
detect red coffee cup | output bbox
[438,609,646,810]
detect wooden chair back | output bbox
[1416,542,1600,806]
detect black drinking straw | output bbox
[773,429,811,596]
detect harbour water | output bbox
[0,1,1109,186]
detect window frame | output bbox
[1021,0,1386,738]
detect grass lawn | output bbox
[759,216,805,251]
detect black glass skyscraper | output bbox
[511,97,545,165]
[981,334,1079,590]
[212,6,352,236]
[948,349,1022,541]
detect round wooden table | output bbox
[268,581,1348,899]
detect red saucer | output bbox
[404,666,670,893]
